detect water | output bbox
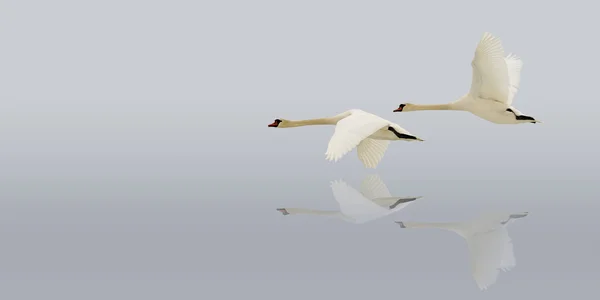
[0,175,596,299]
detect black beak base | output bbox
[393,104,406,112]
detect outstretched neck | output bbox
[407,103,455,111]
[282,112,349,128]
[282,208,341,217]
[400,221,462,233]
[284,118,337,127]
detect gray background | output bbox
[1,0,598,299]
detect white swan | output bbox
[268,109,423,168]
[396,211,528,290]
[394,32,541,124]
[276,175,422,224]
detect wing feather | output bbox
[330,179,383,223]
[468,230,504,290]
[470,32,510,104]
[325,111,388,163]
[356,139,390,169]
[468,226,515,290]
[505,53,523,106]
[499,232,516,272]
[360,174,392,199]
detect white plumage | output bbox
[396,212,528,290]
[276,175,422,224]
[395,32,540,124]
[268,109,423,168]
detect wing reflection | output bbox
[396,212,529,290]
[276,174,422,224]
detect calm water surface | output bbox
[0,176,596,299]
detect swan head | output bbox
[276,208,290,215]
[394,103,417,112]
[268,119,284,128]
[393,104,407,112]
[394,103,454,112]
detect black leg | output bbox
[389,197,418,209]
[507,108,535,121]
[516,115,535,121]
[388,127,418,140]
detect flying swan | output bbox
[396,211,529,290]
[268,109,423,168]
[393,32,541,124]
[276,175,422,224]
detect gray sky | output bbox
[1,0,598,181]
[1,0,599,299]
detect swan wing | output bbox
[330,179,386,223]
[359,174,417,211]
[471,212,520,273]
[467,228,508,290]
[499,218,522,271]
[356,139,390,169]
[469,32,510,105]
[325,111,389,163]
[505,53,523,106]
[360,174,392,200]
[370,196,419,212]
[498,229,516,272]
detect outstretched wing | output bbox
[468,227,511,290]
[499,231,516,272]
[356,139,390,169]
[325,111,389,163]
[498,214,527,271]
[330,179,384,223]
[360,174,392,199]
[469,32,510,105]
[360,174,419,210]
[505,53,523,106]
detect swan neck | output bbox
[408,103,454,111]
[283,208,340,216]
[402,221,461,231]
[284,117,338,127]
[282,111,351,128]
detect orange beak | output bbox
[393,107,403,112]
[268,121,278,127]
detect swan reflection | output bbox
[277,175,422,224]
[396,212,528,290]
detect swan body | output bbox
[268,109,423,168]
[396,212,528,290]
[276,175,422,224]
[394,32,540,124]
